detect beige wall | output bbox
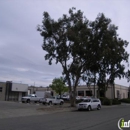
[106,87,112,99]
[114,84,128,99]
[27,84,130,99]
[77,84,129,99]
[77,85,98,97]
[0,82,6,101]
[29,85,128,99]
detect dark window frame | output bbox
[92,99,99,102]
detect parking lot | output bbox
[1,100,130,119]
[0,101,74,119]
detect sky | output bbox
[0,0,130,87]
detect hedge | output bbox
[120,98,130,103]
[100,97,121,105]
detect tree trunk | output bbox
[93,72,96,97]
[113,83,115,99]
[67,74,79,107]
[97,87,100,98]
[69,85,77,107]
[70,91,75,107]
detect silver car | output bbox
[77,98,101,111]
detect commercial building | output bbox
[0,81,129,101]
[77,84,129,99]
[0,81,28,101]
[28,84,130,99]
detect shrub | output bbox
[120,98,130,103]
[100,97,111,105]
[99,97,105,104]
[112,98,121,105]
[103,98,111,105]
[100,97,121,105]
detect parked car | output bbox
[81,96,92,100]
[77,98,101,111]
[21,91,52,103]
[40,96,64,105]
[61,95,70,101]
[21,94,43,103]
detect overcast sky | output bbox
[0,0,130,87]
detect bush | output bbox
[112,98,121,105]
[120,98,130,103]
[100,97,111,105]
[99,97,105,104]
[103,98,111,105]
[100,97,121,105]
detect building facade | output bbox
[0,81,28,101]
[0,81,129,101]
[77,84,129,99]
[28,84,129,99]
[0,82,6,101]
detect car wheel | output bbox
[77,109,81,111]
[42,102,46,105]
[26,99,30,103]
[87,105,91,111]
[97,105,101,110]
[48,101,52,105]
[22,101,25,103]
[60,102,63,105]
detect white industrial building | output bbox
[0,81,129,101]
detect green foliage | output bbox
[120,98,130,103]
[49,77,68,96]
[83,13,129,97]
[38,7,129,106]
[112,98,121,105]
[125,70,130,82]
[100,97,121,105]
[100,97,111,105]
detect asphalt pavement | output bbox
[0,101,121,119]
[0,101,130,130]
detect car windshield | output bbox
[27,94,35,97]
[83,99,91,102]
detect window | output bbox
[78,91,84,96]
[117,90,120,99]
[83,99,91,102]
[86,91,92,96]
[0,87,2,92]
[92,99,99,102]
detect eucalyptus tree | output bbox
[37,7,92,106]
[37,8,129,106]
[126,70,130,82]
[125,70,130,98]
[90,13,129,98]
